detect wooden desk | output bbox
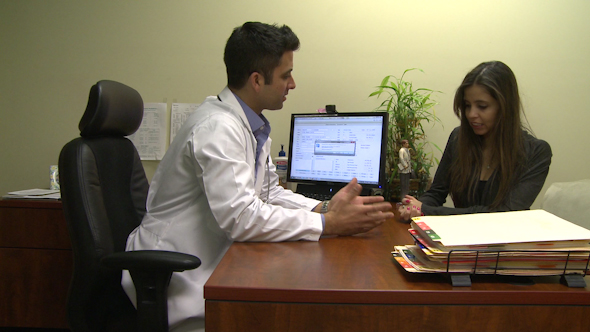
[205,218,590,332]
[0,199,71,329]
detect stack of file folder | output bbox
[2,188,61,200]
[392,210,590,276]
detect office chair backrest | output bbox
[542,179,590,230]
[59,80,148,332]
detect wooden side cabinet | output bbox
[0,199,72,329]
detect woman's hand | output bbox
[397,195,423,223]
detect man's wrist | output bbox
[320,200,330,214]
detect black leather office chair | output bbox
[59,80,201,332]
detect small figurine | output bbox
[398,139,411,200]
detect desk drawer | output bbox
[0,247,72,328]
[0,203,70,249]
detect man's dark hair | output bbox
[224,22,300,89]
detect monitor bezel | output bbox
[286,112,388,190]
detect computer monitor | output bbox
[287,112,388,197]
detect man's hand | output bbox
[322,178,393,236]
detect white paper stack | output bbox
[3,188,61,200]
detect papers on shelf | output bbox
[392,210,590,276]
[3,188,61,200]
[393,245,590,276]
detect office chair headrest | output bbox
[79,80,144,138]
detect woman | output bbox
[398,61,552,221]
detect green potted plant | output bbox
[369,68,443,201]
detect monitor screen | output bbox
[287,112,388,189]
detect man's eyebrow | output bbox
[279,69,293,77]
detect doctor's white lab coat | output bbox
[122,87,323,331]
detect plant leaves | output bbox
[368,68,444,200]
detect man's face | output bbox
[259,51,296,111]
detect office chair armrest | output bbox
[101,250,200,332]
[101,250,201,272]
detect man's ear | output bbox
[248,72,265,92]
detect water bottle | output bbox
[275,144,288,188]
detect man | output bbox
[122,22,393,331]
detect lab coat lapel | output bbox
[217,87,264,196]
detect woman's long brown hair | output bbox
[449,61,526,209]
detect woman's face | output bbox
[463,84,499,139]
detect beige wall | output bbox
[1,0,589,209]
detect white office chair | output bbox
[542,179,590,230]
